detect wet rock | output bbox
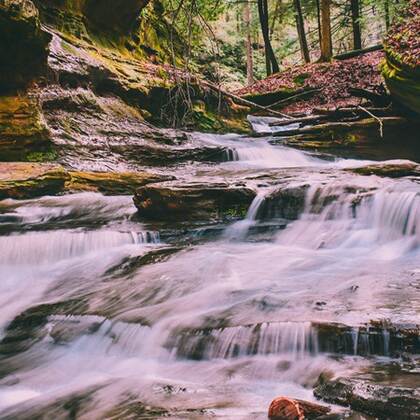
[259,185,309,220]
[167,321,419,361]
[315,321,420,357]
[133,181,256,221]
[0,95,52,161]
[0,162,69,199]
[314,372,420,419]
[268,396,331,420]
[67,170,174,195]
[348,161,420,178]
[0,0,52,91]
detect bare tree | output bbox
[258,0,280,76]
[351,0,362,49]
[294,0,310,63]
[244,0,254,85]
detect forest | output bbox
[0,0,419,418]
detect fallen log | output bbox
[201,80,292,119]
[270,89,321,110]
[271,117,407,138]
[334,44,383,60]
[268,396,331,420]
[269,107,395,127]
[313,106,394,117]
[348,88,391,107]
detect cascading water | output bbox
[0,130,419,418]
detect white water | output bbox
[0,131,419,418]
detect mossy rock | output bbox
[0,162,69,199]
[382,52,420,115]
[133,181,256,221]
[0,0,52,92]
[67,170,174,195]
[0,95,52,161]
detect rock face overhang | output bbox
[0,0,52,92]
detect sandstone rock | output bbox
[0,162,68,199]
[0,0,51,91]
[67,170,174,195]
[133,181,256,221]
[0,95,51,161]
[348,161,420,178]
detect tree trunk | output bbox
[319,0,332,61]
[268,397,331,420]
[270,0,282,36]
[316,0,322,48]
[294,0,310,63]
[384,0,390,29]
[258,0,280,76]
[244,0,254,85]
[351,0,362,50]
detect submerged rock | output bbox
[133,181,256,221]
[0,162,68,199]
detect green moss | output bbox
[293,73,310,86]
[26,149,58,162]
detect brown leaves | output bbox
[234,52,385,113]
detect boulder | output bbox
[133,181,256,221]
[0,162,69,199]
[0,0,51,91]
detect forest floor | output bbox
[235,51,386,114]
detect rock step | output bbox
[0,162,173,199]
[134,182,257,221]
[168,321,419,360]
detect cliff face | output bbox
[0,0,247,165]
[32,0,179,61]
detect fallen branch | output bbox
[201,80,293,119]
[357,105,384,137]
[269,114,329,127]
[270,89,321,110]
[334,44,383,60]
[271,117,407,137]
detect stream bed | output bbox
[0,120,419,419]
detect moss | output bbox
[0,162,69,199]
[293,73,310,86]
[26,149,58,162]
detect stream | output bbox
[0,119,419,418]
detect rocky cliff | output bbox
[0,0,247,171]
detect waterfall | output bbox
[0,230,160,265]
[224,193,267,240]
[171,322,318,360]
[277,183,420,252]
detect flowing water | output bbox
[0,120,419,418]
